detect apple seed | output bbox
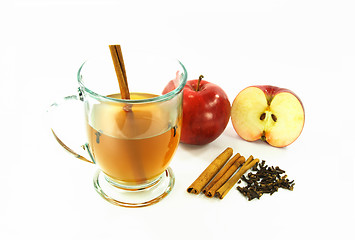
[271,114,277,122]
[260,113,266,120]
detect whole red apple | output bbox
[163,75,231,145]
[231,85,305,147]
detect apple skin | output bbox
[231,85,305,147]
[253,85,304,108]
[163,77,231,145]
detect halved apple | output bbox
[231,85,305,147]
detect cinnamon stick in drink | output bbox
[205,155,246,198]
[187,147,233,194]
[108,45,146,182]
[109,45,130,99]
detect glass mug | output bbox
[48,49,187,207]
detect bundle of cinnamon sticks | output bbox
[187,147,259,199]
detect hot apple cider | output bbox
[86,92,181,187]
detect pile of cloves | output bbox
[237,160,295,201]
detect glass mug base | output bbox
[93,167,175,208]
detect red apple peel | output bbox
[163,75,231,145]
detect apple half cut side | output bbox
[231,86,305,147]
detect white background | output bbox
[1,0,354,239]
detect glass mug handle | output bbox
[48,89,94,164]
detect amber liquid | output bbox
[86,93,181,186]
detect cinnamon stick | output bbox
[216,156,259,199]
[205,155,246,198]
[203,153,241,195]
[109,45,130,99]
[187,147,233,194]
[108,45,147,182]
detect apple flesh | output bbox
[231,85,305,147]
[163,75,231,145]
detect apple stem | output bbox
[261,131,266,142]
[196,75,204,91]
